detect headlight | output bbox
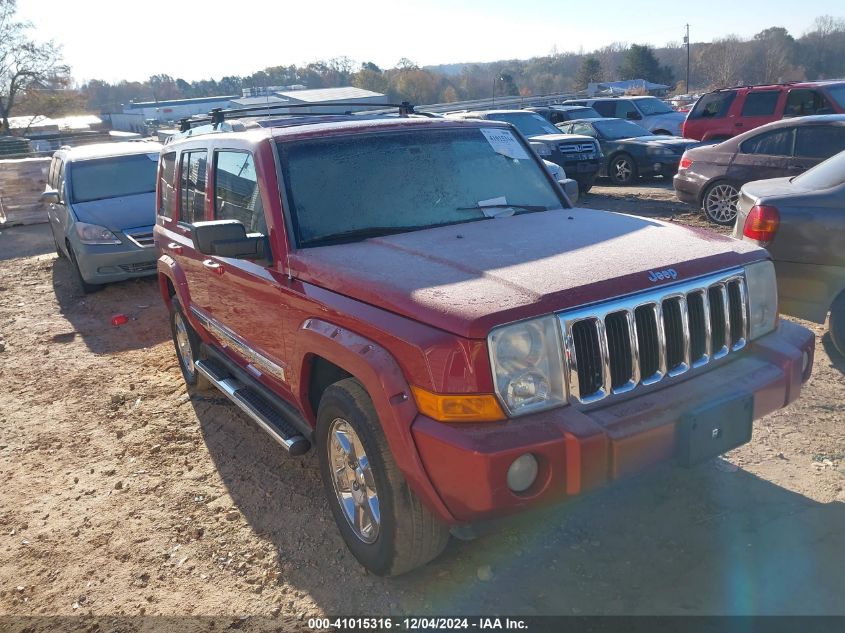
[488,316,566,416]
[647,146,675,156]
[75,222,122,245]
[530,142,552,156]
[745,260,778,340]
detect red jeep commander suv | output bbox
[154,105,814,575]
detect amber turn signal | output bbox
[411,386,506,423]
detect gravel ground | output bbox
[0,185,843,629]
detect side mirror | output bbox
[626,111,642,120]
[41,190,60,205]
[191,220,268,261]
[560,178,580,205]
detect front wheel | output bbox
[609,154,638,186]
[830,293,845,358]
[702,181,740,225]
[317,378,449,576]
[67,244,103,294]
[169,301,211,390]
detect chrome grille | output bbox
[125,228,155,248]
[560,270,748,405]
[558,142,596,154]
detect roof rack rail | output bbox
[177,101,416,132]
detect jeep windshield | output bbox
[277,127,565,248]
[70,153,159,204]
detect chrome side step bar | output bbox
[195,358,311,456]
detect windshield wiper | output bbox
[457,203,548,213]
[300,225,425,247]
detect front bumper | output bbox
[72,238,158,283]
[412,320,814,524]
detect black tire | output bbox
[67,244,103,294]
[577,176,594,194]
[830,292,845,358]
[652,129,672,136]
[702,180,740,226]
[169,301,212,390]
[316,378,449,576]
[52,230,65,258]
[608,153,638,186]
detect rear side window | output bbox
[740,91,780,117]
[784,89,832,117]
[179,150,207,223]
[689,91,736,119]
[794,126,845,159]
[741,128,795,156]
[159,152,176,218]
[591,101,616,117]
[213,151,266,235]
[614,101,640,119]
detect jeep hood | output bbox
[289,208,764,339]
[70,192,156,231]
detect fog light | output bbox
[507,454,538,493]
[653,163,662,172]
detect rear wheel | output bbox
[169,301,211,390]
[830,293,845,358]
[702,181,740,225]
[609,154,638,186]
[317,378,449,576]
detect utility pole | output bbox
[684,23,690,93]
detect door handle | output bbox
[202,259,225,275]
[167,242,183,254]
[734,122,744,127]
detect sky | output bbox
[15,0,842,84]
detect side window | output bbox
[592,101,615,117]
[740,91,780,117]
[179,150,207,223]
[741,128,795,156]
[690,91,736,119]
[158,152,177,218]
[213,151,266,235]
[795,126,845,159]
[785,90,831,117]
[615,101,640,120]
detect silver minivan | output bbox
[43,141,162,292]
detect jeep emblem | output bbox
[648,268,678,283]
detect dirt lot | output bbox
[0,184,843,626]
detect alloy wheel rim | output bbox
[328,418,380,544]
[174,312,194,374]
[705,184,739,222]
[614,159,632,182]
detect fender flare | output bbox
[296,318,455,524]
[156,256,204,336]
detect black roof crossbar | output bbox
[178,101,416,131]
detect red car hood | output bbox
[289,208,764,339]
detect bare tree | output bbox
[696,35,749,88]
[0,0,67,132]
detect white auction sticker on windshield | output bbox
[480,128,530,160]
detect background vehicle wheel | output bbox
[577,177,594,194]
[52,232,65,258]
[67,244,102,294]
[317,378,449,576]
[609,154,638,186]
[653,129,672,136]
[830,292,845,358]
[169,302,211,390]
[702,181,740,225]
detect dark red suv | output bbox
[682,81,845,141]
[154,107,814,575]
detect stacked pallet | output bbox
[0,157,51,226]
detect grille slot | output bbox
[687,291,708,363]
[571,319,604,398]
[561,270,748,404]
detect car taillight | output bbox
[679,155,693,170]
[743,205,780,244]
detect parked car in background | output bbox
[673,115,845,225]
[557,118,698,185]
[682,80,845,141]
[563,96,686,136]
[525,105,602,125]
[446,110,602,192]
[735,150,845,356]
[156,108,813,576]
[42,141,163,292]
